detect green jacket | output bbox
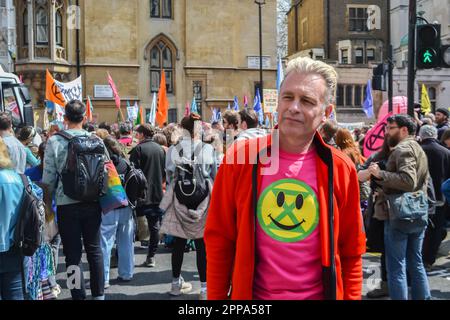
[377,137,429,197]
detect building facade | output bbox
[287,0,389,123]
[14,0,277,124]
[391,0,450,112]
[0,0,17,72]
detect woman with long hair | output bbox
[160,113,217,300]
[100,136,135,288]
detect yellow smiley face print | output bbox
[257,179,319,243]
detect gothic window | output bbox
[36,7,49,44]
[56,10,63,46]
[23,9,28,45]
[150,40,174,94]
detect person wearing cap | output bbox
[419,125,450,271]
[435,108,449,141]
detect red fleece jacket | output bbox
[204,133,366,300]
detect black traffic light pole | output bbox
[407,0,416,117]
[387,0,393,113]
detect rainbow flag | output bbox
[99,161,129,214]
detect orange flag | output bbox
[86,96,93,122]
[46,69,66,107]
[156,72,169,128]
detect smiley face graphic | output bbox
[257,179,319,243]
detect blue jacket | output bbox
[442,178,450,204]
[0,169,24,253]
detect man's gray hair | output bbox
[282,57,338,106]
[419,124,438,140]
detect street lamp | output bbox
[255,0,265,95]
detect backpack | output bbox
[14,175,46,257]
[174,142,209,210]
[124,161,148,209]
[56,131,107,202]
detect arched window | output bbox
[36,8,49,44]
[150,0,172,19]
[23,9,28,45]
[56,10,63,46]
[150,40,174,94]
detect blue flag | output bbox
[265,115,270,128]
[362,80,374,118]
[277,58,284,92]
[233,96,239,111]
[253,89,264,125]
[191,97,198,114]
[227,102,231,110]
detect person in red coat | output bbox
[205,57,366,300]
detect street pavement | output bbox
[56,232,450,300]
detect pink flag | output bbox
[363,112,392,158]
[184,102,190,117]
[243,95,249,107]
[107,72,121,110]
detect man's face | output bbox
[385,122,406,147]
[435,112,447,125]
[223,119,233,131]
[277,72,330,143]
[135,131,144,142]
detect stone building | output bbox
[0,0,16,72]
[391,0,450,111]
[287,0,389,123]
[14,0,277,124]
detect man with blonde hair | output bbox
[205,57,366,300]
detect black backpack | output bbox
[174,142,209,210]
[14,175,46,257]
[124,162,148,209]
[56,131,107,202]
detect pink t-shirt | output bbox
[253,148,323,300]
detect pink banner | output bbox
[363,112,393,158]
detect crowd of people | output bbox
[0,56,449,301]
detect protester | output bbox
[235,109,267,142]
[441,128,450,149]
[205,57,366,300]
[161,113,217,300]
[42,100,106,300]
[358,137,392,298]
[418,125,450,271]
[153,133,169,152]
[336,128,370,212]
[130,124,165,268]
[368,114,430,300]
[0,112,26,174]
[222,110,239,146]
[118,122,134,155]
[100,136,135,287]
[17,126,40,169]
[0,136,25,300]
[435,108,449,141]
[319,119,338,148]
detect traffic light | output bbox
[372,63,387,91]
[416,24,441,69]
[442,45,450,68]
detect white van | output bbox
[0,65,34,128]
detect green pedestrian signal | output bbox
[423,50,433,63]
[416,24,441,69]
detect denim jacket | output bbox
[0,169,24,253]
